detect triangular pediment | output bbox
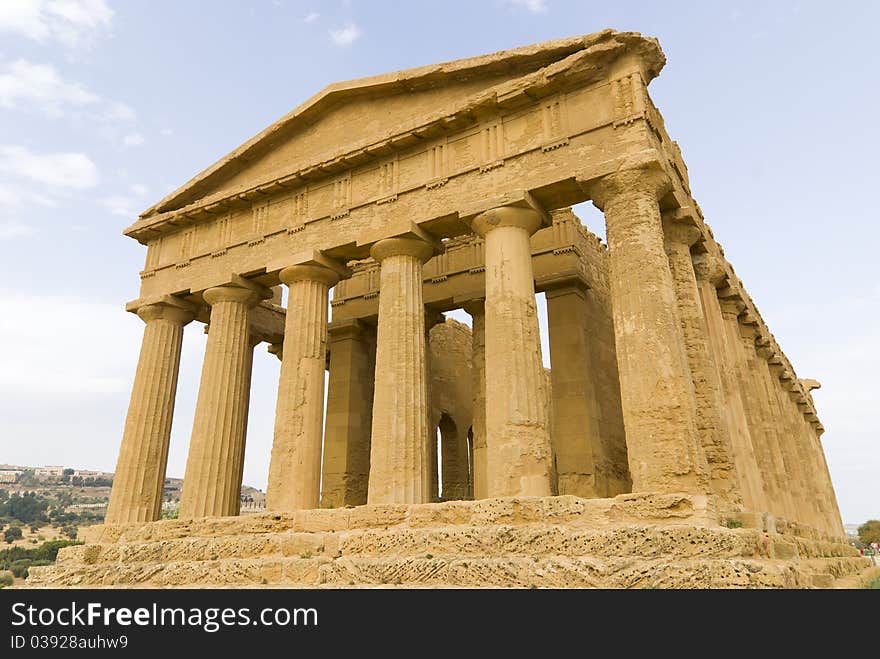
[129,29,663,236]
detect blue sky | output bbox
[0,1,877,524]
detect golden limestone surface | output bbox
[37,29,863,588]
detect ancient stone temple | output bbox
[31,30,868,588]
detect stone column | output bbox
[791,393,835,534]
[588,169,705,494]
[809,425,845,537]
[717,296,772,513]
[425,308,445,503]
[752,341,800,522]
[471,206,554,497]
[663,218,739,508]
[730,317,788,520]
[367,237,434,505]
[545,283,605,498]
[266,264,341,511]
[179,284,264,519]
[767,362,820,529]
[321,319,375,508]
[438,415,469,500]
[779,377,827,532]
[106,300,194,524]
[692,254,764,512]
[462,299,487,500]
[230,333,260,517]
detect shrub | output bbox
[857,520,880,546]
[4,527,23,543]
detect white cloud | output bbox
[0,58,138,133]
[131,183,148,196]
[0,183,55,209]
[304,12,320,23]
[329,22,362,46]
[122,131,144,147]
[101,100,135,122]
[0,59,97,115]
[0,145,98,189]
[0,219,37,239]
[98,194,139,217]
[159,127,173,136]
[0,0,114,49]
[504,0,548,13]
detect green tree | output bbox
[4,527,22,544]
[858,520,880,546]
[0,493,49,524]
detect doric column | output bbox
[798,389,844,535]
[663,217,739,508]
[425,308,445,503]
[179,284,265,519]
[462,299,487,500]
[545,282,605,498]
[321,319,375,508]
[790,390,835,534]
[808,424,845,536]
[692,253,764,511]
[767,361,820,528]
[267,263,343,511]
[752,340,800,522]
[730,315,788,520]
[471,205,554,497]
[106,299,195,524]
[778,375,828,532]
[231,333,260,517]
[588,169,705,494]
[367,237,434,504]
[717,296,772,513]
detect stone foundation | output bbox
[27,494,866,589]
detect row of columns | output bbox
[108,165,842,537]
[107,202,556,523]
[588,166,842,536]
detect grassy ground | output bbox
[4,524,69,549]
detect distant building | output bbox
[34,466,65,478]
[0,470,23,484]
[72,469,112,480]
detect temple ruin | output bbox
[30,30,868,588]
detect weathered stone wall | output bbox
[428,319,474,501]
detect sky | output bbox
[0,1,877,525]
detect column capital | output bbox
[718,297,745,318]
[279,264,342,288]
[369,237,434,264]
[425,307,445,332]
[586,166,671,211]
[136,299,196,326]
[203,284,264,308]
[461,298,485,317]
[662,217,702,248]
[543,279,589,301]
[267,343,283,361]
[328,318,369,341]
[738,318,759,340]
[471,205,543,238]
[691,251,727,286]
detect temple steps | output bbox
[25,495,867,589]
